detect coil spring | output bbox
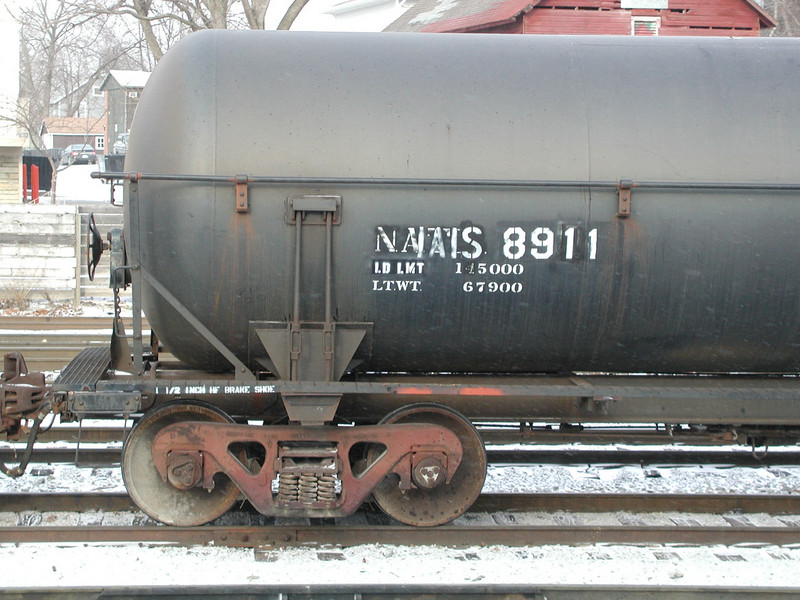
[277,473,299,503]
[298,473,318,504]
[277,472,338,505]
[317,474,337,502]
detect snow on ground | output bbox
[3,542,800,590]
[36,163,112,205]
[1,443,800,590]
[1,297,129,319]
[3,299,800,590]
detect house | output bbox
[50,78,106,121]
[385,0,775,35]
[100,70,150,153]
[41,117,106,154]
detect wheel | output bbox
[370,403,486,527]
[122,401,240,526]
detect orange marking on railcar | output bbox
[396,387,433,395]
[460,387,503,396]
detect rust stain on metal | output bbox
[234,175,249,213]
[617,179,632,217]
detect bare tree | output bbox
[14,0,141,146]
[3,0,144,200]
[762,0,800,36]
[276,0,310,30]
[241,0,271,29]
[92,0,311,61]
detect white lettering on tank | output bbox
[400,227,425,257]
[375,227,397,252]
[428,227,446,258]
[461,226,484,259]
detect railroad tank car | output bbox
[127,31,800,376]
[4,31,800,528]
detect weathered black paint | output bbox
[126,32,800,375]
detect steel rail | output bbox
[5,445,800,468]
[0,316,150,371]
[12,423,798,448]
[0,522,798,548]
[3,585,799,600]
[0,316,144,329]
[2,492,800,518]
[18,427,126,444]
[0,448,123,465]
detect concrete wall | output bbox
[0,204,80,304]
[0,204,123,305]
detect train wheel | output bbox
[370,403,486,527]
[122,401,241,526]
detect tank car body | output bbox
[127,31,800,376]
[4,31,800,527]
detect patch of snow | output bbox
[409,0,460,26]
[1,440,800,591]
[0,542,799,589]
[0,297,128,319]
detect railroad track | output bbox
[2,491,800,548]
[4,444,800,468]
[2,490,799,598]
[9,422,770,448]
[0,315,149,372]
[0,587,796,600]
[4,490,800,516]
[4,521,799,549]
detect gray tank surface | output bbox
[125,31,800,375]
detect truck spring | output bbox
[317,474,337,501]
[277,473,300,503]
[298,472,319,504]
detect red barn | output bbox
[385,0,775,35]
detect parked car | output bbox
[61,144,97,165]
[113,133,129,154]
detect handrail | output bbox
[91,171,800,192]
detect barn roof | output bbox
[384,0,776,32]
[385,0,535,32]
